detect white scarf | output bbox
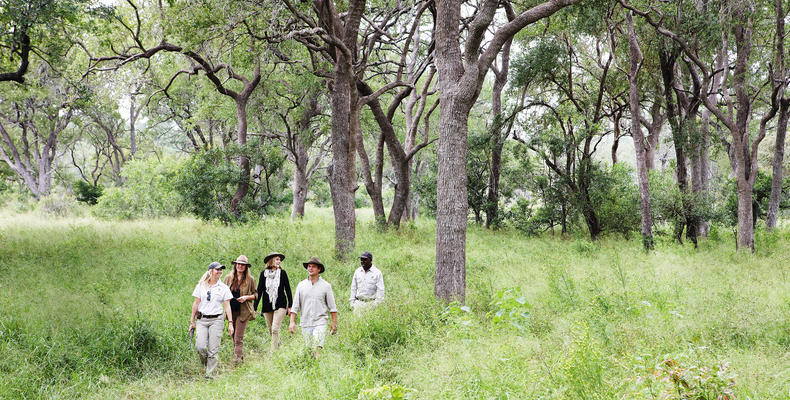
[263,268,281,306]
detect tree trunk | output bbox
[626,12,654,250]
[129,92,137,158]
[767,0,789,230]
[230,99,251,214]
[434,96,470,302]
[767,101,790,229]
[292,155,309,220]
[327,63,357,258]
[485,33,512,229]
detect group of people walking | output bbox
[188,251,385,378]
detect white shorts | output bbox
[301,324,327,348]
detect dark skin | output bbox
[361,257,372,271]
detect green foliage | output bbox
[488,287,531,333]
[2,214,789,399]
[73,180,103,205]
[587,163,641,237]
[511,38,568,88]
[174,141,290,223]
[93,157,183,219]
[627,349,737,400]
[35,190,85,217]
[649,169,717,232]
[358,384,416,400]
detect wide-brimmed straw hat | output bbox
[264,252,286,264]
[232,255,251,266]
[302,256,325,273]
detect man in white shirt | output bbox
[289,256,338,358]
[349,251,385,313]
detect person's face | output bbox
[273,256,281,267]
[361,258,372,269]
[235,262,246,274]
[212,268,223,279]
[307,263,320,277]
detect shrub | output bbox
[175,143,291,223]
[488,287,531,334]
[73,180,103,205]
[36,190,85,217]
[93,157,183,219]
[358,384,416,400]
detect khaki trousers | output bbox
[195,316,223,377]
[263,308,287,351]
[231,310,249,363]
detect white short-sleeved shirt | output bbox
[291,277,337,327]
[192,281,233,316]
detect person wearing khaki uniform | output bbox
[189,262,234,378]
[254,252,292,352]
[223,255,257,365]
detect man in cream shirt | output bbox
[349,251,385,313]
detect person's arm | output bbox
[189,297,200,331]
[330,312,338,334]
[374,271,385,303]
[289,285,300,334]
[327,287,338,334]
[349,270,358,305]
[283,271,293,314]
[223,299,234,336]
[237,280,256,303]
[254,271,264,311]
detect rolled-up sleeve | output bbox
[326,284,337,313]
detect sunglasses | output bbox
[207,290,211,302]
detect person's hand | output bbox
[330,323,337,335]
[228,324,235,336]
[189,322,195,331]
[237,296,246,303]
[289,322,295,334]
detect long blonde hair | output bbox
[198,268,222,288]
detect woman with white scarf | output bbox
[254,252,293,352]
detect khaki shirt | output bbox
[291,277,337,327]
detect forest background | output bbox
[1,0,790,399]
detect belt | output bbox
[355,297,375,302]
[202,314,222,319]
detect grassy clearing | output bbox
[1,208,789,399]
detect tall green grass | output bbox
[1,208,789,399]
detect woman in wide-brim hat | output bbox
[254,252,292,352]
[223,255,257,365]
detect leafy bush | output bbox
[174,143,290,223]
[587,163,641,237]
[36,190,85,217]
[627,350,737,400]
[93,156,184,219]
[73,180,103,205]
[488,287,531,334]
[358,384,416,400]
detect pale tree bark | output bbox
[766,0,790,230]
[0,100,74,198]
[485,3,516,229]
[433,0,583,301]
[639,96,664,171]
[624,0,769,252]
[87,27,263,216]
[626,11,654,250]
